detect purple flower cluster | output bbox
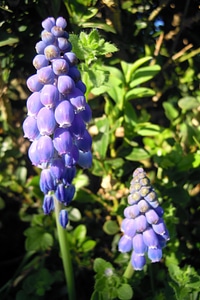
[118,168,169,270]
[23,17,92,228]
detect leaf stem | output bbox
[54,198,76,300]
[123,260,134,279]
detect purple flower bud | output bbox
[131,251,146,270]
[118,235,132,253]
[140,186,151,197]
[132,233,147,255]
[157,235,167,248]
[42,17,55,31]
[37,135,54,164]
[64,184,75,205]
[76,129,92,152]
[57,75,75,94]
[50,158,66,181]
[121,218,136,238]
[149,200,159,208]
[143,227,159,249]
[124,205,140,219]
[68,88,86,112]
[35,41,46,54]
[27,92,43,117]
[52,58,69,76]
[132,167,145,178]
[64,52,78,66]
[44,45,60,61]
[76,80,86,94]
[129,182,141,193]
[70,114,86,139]
[43,194,54,214]
[23,116,39,141]
[40,168,56,194]
[56,17,67,29]
[41,30,55,45]
[27,74,43,92]
[127,192,141,204]
[147,247,162,262]
[37,66,55,84]
[68,66,81,82]
[40,84,59,108]
[137,199,149,213]
[64,145,79,167]
[145,190,157,203]
[55,183,75,205]
[51,26,65,37]
[28,139,40,166]
[152,219,169,239]
[59,209,68,228]
[33,54,49,70]
[53,127,73,155]
[57,37,71,51]
[145,209,159,225]
[63,166,76,185]
[135,215,148,233]
[79,103,92,123]
[154,206,164,217]
[54,100,75,127]
[77,150,92,169]
[139,177,150,186]
[37,107,56,135]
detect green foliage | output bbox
[91,258,133,300]
[16,268,63,299]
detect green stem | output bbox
[123,260,134,279]
[54,198,76,300]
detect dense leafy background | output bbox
[0,0,200,299]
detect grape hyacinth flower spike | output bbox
[23,16,92,228]
[119,167,169,271]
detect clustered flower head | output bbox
[23,16,92,228]
[118,167,170,270]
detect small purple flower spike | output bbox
[118,167,170,270]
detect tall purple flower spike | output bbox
[118,168,169,270]
[23,16,92,227]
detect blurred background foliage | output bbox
[0,0,200,299]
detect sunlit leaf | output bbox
[103,220,119,235]
[125,87,155,100]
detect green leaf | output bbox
[103,220,119,235]
[117,284,134,300]
[125,87,155,100]
[178,96,199,110]
[82,22,117,33]
[24,227,53,252]
[163,102,179,121]
[95,276,107,292]
[130,65,161,88]
[0,37,19,47]
[93,117,110,159]
[134,123,162,136]
[81,239,96,252]
[93,258,113,274]
[73,173,89,189]
[121,57,152,83]
[73,224,87,244]
[68,207,82,222]
[125,148,150,161]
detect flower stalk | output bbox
[54,197,76,300]
[123,260,134,279]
